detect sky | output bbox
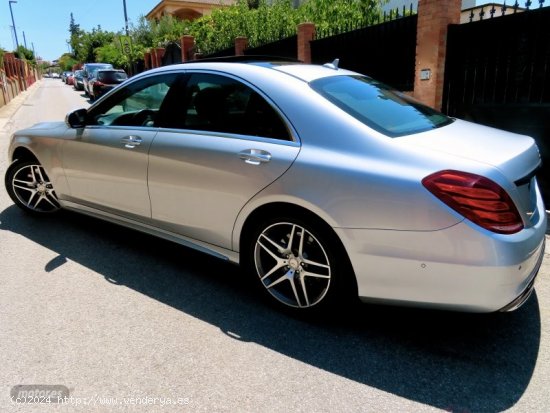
[0,0,160,61]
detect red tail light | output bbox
[422,170,523,234]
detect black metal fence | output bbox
[244,35,298,59]
[161,42,183,66]
[443,5,550,202]
[201,45,235,59]
[311,14,418,91]
[133,59,146,75]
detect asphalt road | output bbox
[1,78,549,413]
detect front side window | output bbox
[159,73,290,140]
[310,75,453,137]
[88,73,181,128]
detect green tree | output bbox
[68,12,83,55]
[14,45,35,62]
[95,36,145,71]
[95,42,126,68]
[74,26,115,63]
[149,15,187,46]
[299,0,386,32]
[131,16,154,50]
[58,53,78,71]
[187,0,387,54]
[64,0,389,66]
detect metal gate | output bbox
[161,42,182,66]
[311,14,418,91]
[443,6,550,202]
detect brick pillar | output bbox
[4,53,15,78]
[15,59,26,91]
[297,23,315,63]
[414,0,461,110]
[235,37,248,56]
[144,52,151,70]
[152,48,165,68]
[181,35,195,62]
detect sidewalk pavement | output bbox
[0,80,42,134]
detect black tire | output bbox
[5,160,61,215]
[244,214,357,315]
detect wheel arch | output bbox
[11,146,40,164]
[238,201,359,303]
[241,202,355,272]
[237,202,334,250]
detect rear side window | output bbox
[159,73,291,140]
[98,71,128,83]
[310,75,453,137]
[86,64,113,78]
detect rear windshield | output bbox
[310,75,453,137]
[98,71,128,83]
[87,64,113,76]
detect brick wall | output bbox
[413,0,461,109]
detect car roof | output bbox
[145,58,358,83]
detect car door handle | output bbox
[121,136,142,149]
[238,149,272,165]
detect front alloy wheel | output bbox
[6,160,61,214]
[254,221,333,309]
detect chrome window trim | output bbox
[85,124,160,133]
[154,127,301,148]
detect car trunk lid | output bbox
[399,119,542,226]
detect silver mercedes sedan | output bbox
[4,60,547,314]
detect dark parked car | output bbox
[90,69,128,100]
[82,63,113,97]
[61,71,72,82]
[73,70,85,91]
[66,72,75,86]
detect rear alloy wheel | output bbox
[250,218,351,312]
[5,160,61,214]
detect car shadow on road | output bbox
[0,206,541,413]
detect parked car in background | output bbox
[73,70,85,91]
[61,71,72,82]
[4,59,546,315]
[66,72,75,86]
[82,63,113,97]
[51,72,60,79]
[89,69,128,100]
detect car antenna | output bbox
[323,58,340,70]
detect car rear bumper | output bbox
[335,208,547,313]
[498,266,538,312]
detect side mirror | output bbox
[65,108,88,129]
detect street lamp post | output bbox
[122,0,129,36]
[9,0,19,50]
[122,0,134,76]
